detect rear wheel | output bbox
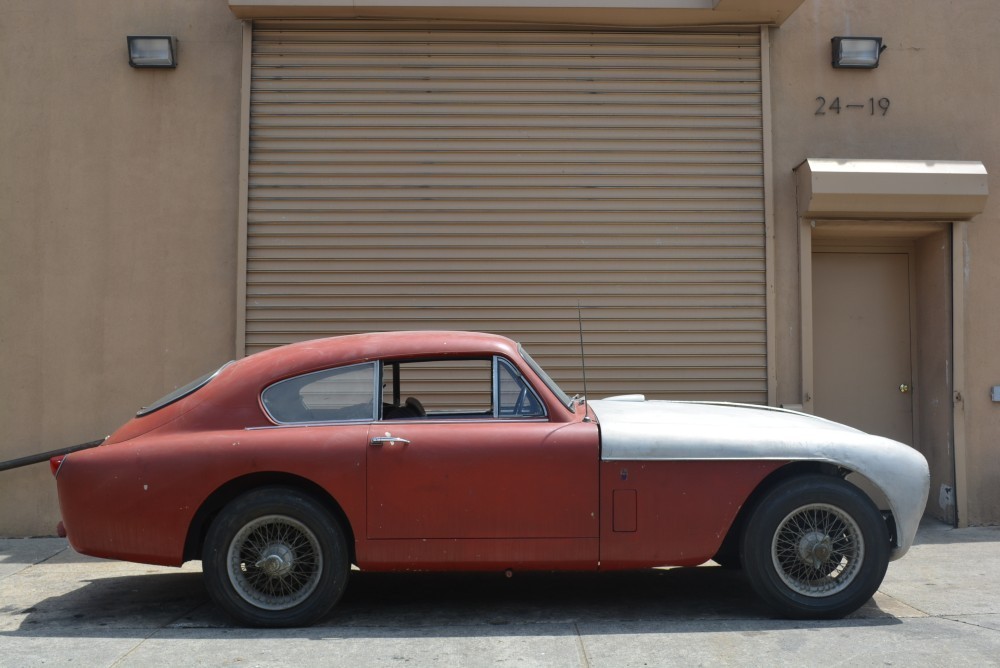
[203,487,349,627]
[741,475,889,619]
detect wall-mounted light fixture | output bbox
[127,36,177,68]
[831,37,885,69]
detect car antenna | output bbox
[577,301,591,420]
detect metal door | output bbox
[813,251,913,444]
[366,420,599,541]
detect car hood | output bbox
[589,398,930,559]
[589,398,868,460]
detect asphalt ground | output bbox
[1,520,998,667]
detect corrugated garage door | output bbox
[246,21,766,403]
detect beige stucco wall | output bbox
[769,1,1000,524]
[0,1,243,535]
[3,0,999,535]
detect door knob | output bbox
[899,383,910,394]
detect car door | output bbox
[364,356,599,568]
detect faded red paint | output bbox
[54,331,790,573]
[598,460,787,569]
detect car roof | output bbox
[235,330,521,382]
[106,330,568,442]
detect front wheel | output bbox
[202,487,349,627]
[741,475,890,619]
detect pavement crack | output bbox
[943,614,1000,634]
[0,543,70,583]
[573,622,592,668]
[108,631,159,668]
[34,545,71,566]
[106,605,208,667]
[876,590,930,617]
[164,598,220,629]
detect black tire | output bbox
[740,475,889,619]
[712,525,743,570]
[202,487,349,627]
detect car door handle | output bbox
[370,436,411,446]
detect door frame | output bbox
[798,218,968,526]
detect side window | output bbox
[382,359,492,419]
[262,362,376,424]
[379,357,547,420]
[497,358,546,418]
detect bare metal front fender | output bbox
[809,436,929,560]
[590,399,930,559]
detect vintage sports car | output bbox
[51,331,930,627]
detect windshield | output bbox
[136,362,230,417]
[518,344,574,411]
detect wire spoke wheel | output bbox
[741,475,889,619]
[227,514,324,611]
[204,488,349,627]
[771,503,863,597]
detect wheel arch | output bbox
[183,472,357,564]
[713,461,898,564]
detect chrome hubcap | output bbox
[255,545,295,577]
[798,530,834,568]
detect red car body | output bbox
[52,330,928,626]
[56,331,778,570]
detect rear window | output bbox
[136,363,230,417]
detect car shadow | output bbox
[2,565,903,640]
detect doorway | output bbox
[812,251,914,444]
[809,232,955,524]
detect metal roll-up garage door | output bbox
[246,21,766,403]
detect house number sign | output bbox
[815,97,891,116]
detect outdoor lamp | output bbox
[831,37,885,69]
[127,36,177,68]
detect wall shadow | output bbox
[911,519,1000,545]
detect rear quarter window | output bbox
[262,362,376,424]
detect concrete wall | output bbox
[769,0,1000,524]
[0,1,243,535]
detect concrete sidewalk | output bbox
[1,520,998,667]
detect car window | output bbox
[137,362,231,417]
[380,357,546,420]
[382,359,492,418]
[262,362,376,424]
[497,358,546,418]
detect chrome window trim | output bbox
[517,344,573,411]
[246,416,550,431]
[246,420,372,430]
